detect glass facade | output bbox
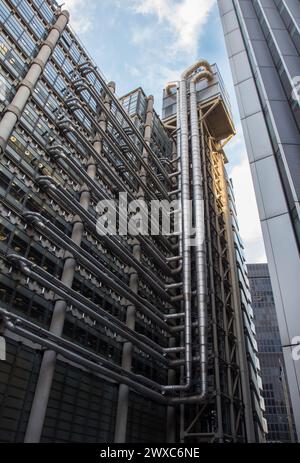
[248,264,296,442]
[218,0,300,440]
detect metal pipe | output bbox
[35,176,171,299]
[1,314,168,404]
[166,256,182,263]
[22,212,171,327]
[48,145,173,262]
[0,9,69,155]
[189,67,213,401]
[24,91,103,442]
[2,9,72,444]
[1,308,209,405]
[164,71,192,392]
[8,255,169,359]
[181,60,213,80]
[94,87,172,195]
[164,313,185,320]
[0,309,162,389]
[77,64,170,183]
[165,282,183,291]
[66,89,170,201]
[165,61,213,398]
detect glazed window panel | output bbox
[44,63,58,86]
[0,2,10,21]
[70,43,80,62]
[5,15,24,42]
[53,74,68,96]
[32,0,54,22]
[53,47,65,67]
[34,82,49,105]
[18,31,36,56]
[30,15,45,38]
[16,0,34,23]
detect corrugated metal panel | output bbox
[126,392,166,443]
[0,339,41,442]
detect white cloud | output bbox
[229,156,266,263]
[130,0,216,57]
[131,25,155,45]
[64,0,94,33]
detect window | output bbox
[0,2,10,22]
[9,181,26,202]
[10,233,28,254]
[0,169,11,190]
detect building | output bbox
[0,0,265,443]
[162,67,266,442]
[218,0,300,440]
[248,263,296,442]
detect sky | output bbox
[63,0,267,263]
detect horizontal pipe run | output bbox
[170,322,198,334]
[0,309,165,391]
[169,171,180,179]
[164,347,185,353]
[74,82,171,190]
[55,127,174,255]
[1,311,209,405]
[166,256,182,263]
[76,66,170,183]
[8,254,197,383]
[164,313,185,320]
[1,315,168,404]
[171,294,184,302]
[165,282,183,290]
[36,176,171,299]
[65,98,168,203]
[170,356,201,367]
[168,188,181,197]
[23,212,173,327]
[7,255,170,360]
[48,146,173,276]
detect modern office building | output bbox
[0,0,265,443]
[218,0,300,440]
[248,263,296,442]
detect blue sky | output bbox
[64,0,267,263]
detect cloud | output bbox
[64,0,94,33]
[229,156,266,263]
[130,0,216,57]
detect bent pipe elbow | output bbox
[170,264,182,275]
[1,310,209,405]
[165,81,178,95]
[181,59,213,81]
